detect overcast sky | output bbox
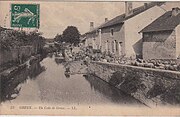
[0,1,180,38]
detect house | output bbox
[79,34,87,47]
[85,2,166,58]
[140,7,180,60]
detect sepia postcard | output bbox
[0,0,180,116]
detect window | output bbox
[112,41,114,53]
[113,40,117,53]
[110,28,114,37]
[115,40,118,51]
[96,30,99,36]
[92,38,95,49]
[107,40,109,50]
[119,42,123,56]
[105,41,107,51]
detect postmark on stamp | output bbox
[11,4,40,28]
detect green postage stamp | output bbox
[11,4,40,28]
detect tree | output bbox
[54,34,63,43]
[0,29,44,51]
[62,26,80,46]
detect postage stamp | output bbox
[11,4,40,28]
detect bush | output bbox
[0,29,45,52]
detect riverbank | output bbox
[1,54,143,108]
[0,54,42,76]
[0,54,44,102]
[54,46,180,107]
[87,61,180,107]
[0,28,45,72]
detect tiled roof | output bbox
[86,2,164,34]
[140,9,180,33]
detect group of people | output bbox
[61,46,180,72]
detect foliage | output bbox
[61,26,80,46]
[0,29,45,50]
[54,34,63,43]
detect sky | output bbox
[0,1,180,38]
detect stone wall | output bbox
[0,46,35,67]
[101,24,125,56]
[88,61,180,107]
[143,30,176,60]
[0,54,44,102]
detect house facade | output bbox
[140,7,180,60]
[85,2,165,58]
[85,21,102,50]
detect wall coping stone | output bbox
[91,61,180,79]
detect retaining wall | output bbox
[88,61,180,107]
[0,46,35,66]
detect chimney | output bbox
[172,7,180,16]
[144,3,148,8]
[105,18,108,22]
[125,2,133,17]
[90,22,94,31]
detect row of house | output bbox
[83,2,180,60]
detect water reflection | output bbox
[84,75,143,105]
[1,54,143,106]
[1,58,45,103]
[64,72,70,78]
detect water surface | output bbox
[1,55,143,107]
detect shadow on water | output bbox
[1,53,144,106]
[84,75,144,106]
[0,58,45,103]
[54,55,143,106]
[64,72,70,78]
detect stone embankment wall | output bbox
[0,46,35,67]
[0,54,44,102]
[88,61,180,107]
